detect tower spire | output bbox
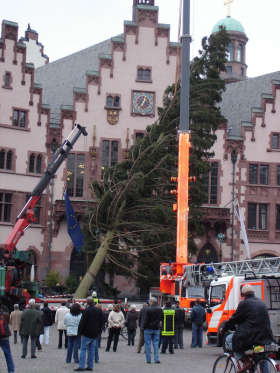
[224,0,233,17]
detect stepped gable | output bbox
[19,23,49,66]
[35,2,178,114]
[0,20,49,124]
[221,71,280,137]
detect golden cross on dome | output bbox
[224,0,233,17]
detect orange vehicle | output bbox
[181,257,280,345]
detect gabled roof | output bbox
[35,37,113,113]
[221,71,280,137]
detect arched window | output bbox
[36,154,42,174]
[237,43,243,62]
[0,150,5,169]
[6,150,12,170]
[29,153,35,173]
[106,95,113,107]
[227,42,234,61]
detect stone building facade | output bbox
[1,2,280,295]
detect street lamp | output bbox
[231,150,237,261]
[217,232,225,262]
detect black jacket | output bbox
[175,307,185,328]
[138,307,147,329]
[143,304,163,330]
[78,305,104,339]
[126,310,138,330]
[42,306,53,327]
[224,294,273,353]
[190,304,206,326]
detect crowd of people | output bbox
[0,295,195,372]
[0,284,274,372]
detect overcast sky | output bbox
[2,0,280,78]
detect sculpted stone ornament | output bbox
[107,109,119,125]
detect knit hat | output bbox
[241,284,255,296]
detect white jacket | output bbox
[55,306,69,330]
[108,310,125,329]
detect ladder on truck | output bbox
[183,257,280,287]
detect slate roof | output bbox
[220,71,280,137]
[35,37,113,113]
[35,34,280,138]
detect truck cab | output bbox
[206,274,280,345]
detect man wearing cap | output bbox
[223,284,273,361]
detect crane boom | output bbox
[4,123,87,258]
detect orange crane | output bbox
[159,0,198,309]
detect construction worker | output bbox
[92,291,98,304]
[161,301,175,354]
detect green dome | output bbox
[212,16,245,34]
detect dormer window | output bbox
[137,67,152,82]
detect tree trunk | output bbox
[74,230,114,298]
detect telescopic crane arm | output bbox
[3,124,87,258]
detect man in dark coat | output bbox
[190,301,205,348]
[143,297,163,364]
[20,299,42,358]
[174,302,185,349]
[40,302,53,345]
[223,284,273,359]
[75,296,104,372]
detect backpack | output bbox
[0,313,10,338]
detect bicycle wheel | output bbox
[120,326,128,340]
[255,358,277,373]
[212,354,237,373]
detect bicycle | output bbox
[212,344,280,373]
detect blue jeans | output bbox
[191,323,203,347]
[66,335,79,363]
[95,339,99,362]
[0,338,15,372]
[144,329,160,363]
[79,336,97,370]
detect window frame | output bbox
[248,163,269,185]
[0,148,14,171]
[3,71,12,89]
[12,108,28,129]
[248,202,268,231]
[105,94,121,109]
[203,161,219,205]
[0,192,13,223]
[136,66,152,83]
[101,139,120,179]
[28,152,43,175]
[66,153,86,198]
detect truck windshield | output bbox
[210,284,226,306]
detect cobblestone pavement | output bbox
[0,327,222,372]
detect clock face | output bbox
[132,92,154,115]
